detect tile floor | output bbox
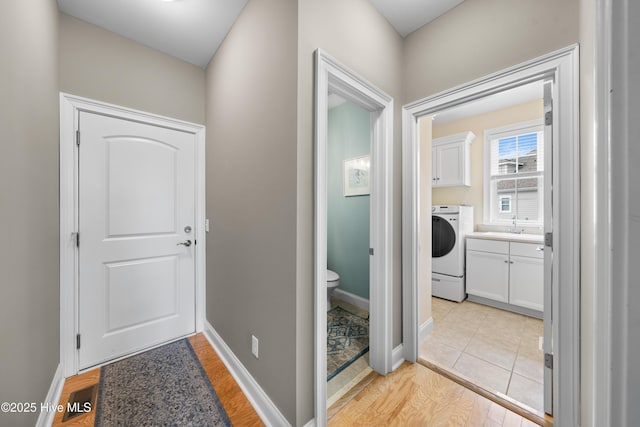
[327,297,372,406]
[420,297,545,412]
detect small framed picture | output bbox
[343,155,370,196]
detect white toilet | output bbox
[326,269,340,311]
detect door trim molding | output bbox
[59,93,206,377]
[593,1,613,425]
[401,45,580,425]
[314,49,394,426]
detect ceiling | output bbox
[328,93,348,110]
[57,0,464,69]
[57,0,249,68]
[369,0,465,37]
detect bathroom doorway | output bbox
[326,96,373,407]
[314,49,394,426]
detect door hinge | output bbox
[76,334,81,349]
[369,248,374,256]
[544,352,553,369]
[75,232,80,248]
[545,232,552,247]
[76,130,80,146]
[545,111,553,126]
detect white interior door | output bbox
[78,111,196,369]
[542,79,554,415]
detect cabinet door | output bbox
[466,250,509,302]
[509,255,544,311]
[435,142,463,186]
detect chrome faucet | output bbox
[508,216,523,234]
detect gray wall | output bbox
[403,0,580,102]
[611,0,640,424]
[625,0,640,419]
[328,102,371,300]
[59,13,206,124]
[204,0,298,423]
[0,1,60,426]
[626,0,640,420]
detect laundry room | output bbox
[418,81,552,418]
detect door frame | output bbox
[314,49,394,426]
[59,93,206,377]
[402,45,580,425]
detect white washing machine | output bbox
[432,205,474,302]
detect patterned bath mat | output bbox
[95,339,231,427]
[327,306,369,381]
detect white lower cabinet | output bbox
[509,255,544,311]
[466,237,543,312]
[466,250,509,302]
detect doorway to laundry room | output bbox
[419,80,553,421]
[403,46,579,427]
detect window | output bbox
[499,196,512,213]
[484,120,544,226]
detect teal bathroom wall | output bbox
[327,101,371,300]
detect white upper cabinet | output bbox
[432,131,474,187]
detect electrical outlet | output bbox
[205,219,210,233]
[251,335,259,359]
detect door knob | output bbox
[177,240,192,247]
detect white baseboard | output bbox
[419,317,434,343]
[333,288,369,312]
[203,322,290,427]
[36,364,64,427]
[392,344,405,371]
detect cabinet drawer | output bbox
[510,241,545,259]
[466,238,509,254]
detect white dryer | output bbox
[432,205,474,302]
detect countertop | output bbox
[466,231,544,244]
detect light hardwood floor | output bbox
[52,367,100,426]
[190,334,264,426]
[329,361,542,426]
